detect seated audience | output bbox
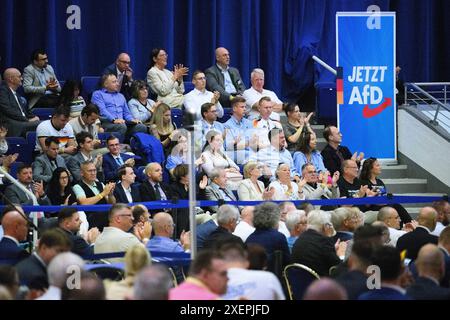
[282,103,313,153]
[243,68,283,120]
[360,157,412,223]
[113,164,141,204]
[358,246,410,300]
[105,244,151,300]
[59,80,86,118]
[166,131,203,178]
[245,202,291,274]
[291,210,347,277]
[321,126,364,175]
[128,80,158,125]
[46,168,77,206]
[203,168,237,214]
[268,163,306,201]
[331,207,364,242]
[61,270,106,300]
[232,206,255,243]
[237,162,274,201]
[397,206,439,260]
[293,131,326,175]
[148,102,177,155]
[94,204,144,263]
[102,135,135,182]
[147,212,190,253]
[303,278,348,300]
[67,132,104,183]
[250,97,282,152]
[68,104,104,153]
[205,47,246,108]
[15,229,71,288]
[0,205,30,262]
[431,200,449,237]
[102,53,134,101]
[4,164,51,205]
[146,48,187,108]
[201,130,241,182]
[223,97,252,164]
[0,68,40,137]
[301,163,340,200]
[23,49,61,108]
[198,102,224,147]
[169,250,228,300]
[37,252,85,300]
[377,206,412,247]
[57,207,98,257]
[0,265,20,299]
[139,162,172,206]
[406,244,450,300]
[73,161,116,230]
[91,74,147,137]
[32,136,68,184]
[220,243,286,300]
[337,160,373,199]
[35,105,77,157]
[203,205,245,251]
[184,70,223,119]
[285,210,308,252]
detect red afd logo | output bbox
[362,97,392,118]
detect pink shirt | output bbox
[169,277,219,300]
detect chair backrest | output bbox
[32,108,54,120]
[89,265,125,281]
[218,107,233,123]
[283,263,320,300]
[171,108,183,128]
[98,132,124,144]
[184,82,194,94]
[81,76,101,101]
[6,137,32,165]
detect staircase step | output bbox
[383,178,428,193]
[379,165,408,179]
[392,192,446,208]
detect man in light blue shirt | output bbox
[224,97,252,166]
[146,212,190,253]
[91,74,147,137]
[198,102,224,149]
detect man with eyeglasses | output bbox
[94,204,144,263]
[23,49,61,108]
[301,163,340,201]
[73,161,116,230]
[102,53,134,101]
[377,206,409,247]
[198,102,224,148]
[102,135,136,183]
[184,70,223,119]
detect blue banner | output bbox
[336,12,396,160]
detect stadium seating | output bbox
[283,263,320,300]
[5,137,32,164]
[81,76,100,101]
[32,108,54,120]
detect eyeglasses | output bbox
[118,214,133,219]
[119,60,131,64]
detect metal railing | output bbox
[404,82,450,126]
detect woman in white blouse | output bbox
[238,161,274,201]
[269,163,306,201]
[146,48,188,108]
[201,130,242,182]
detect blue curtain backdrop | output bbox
[1,0,449,107]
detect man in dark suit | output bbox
[203,205,245,251]
[0,68,40,137]
[321,126,363,175]
[32,136,68,184]
[102,135,135,182]
[57,207,98,257]
[139,162,171,213]
[203,168,237,214]
[205,47,246,108]
[358,246,411,300]
[0,205,29,263]
[406,244,450,300]
[397,207,439,260]
[15,228,71,287]
[4,163,51,206]
[102,53,134,101]
[113,165,141,203]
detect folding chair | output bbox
[283,263,320,300]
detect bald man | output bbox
[139,163,172,213]
[406,244,450,300]
[205,47,246,108]
[233,206,255,242]
[0,68,40,137]
[146,212,190,253]
[303,278,348,300]
[102,52,134,100]
[0,206,30,262]
[397,207,439,260]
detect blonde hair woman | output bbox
[104,245,151,300]
[149,103,177,153]
[237,162,274,201]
